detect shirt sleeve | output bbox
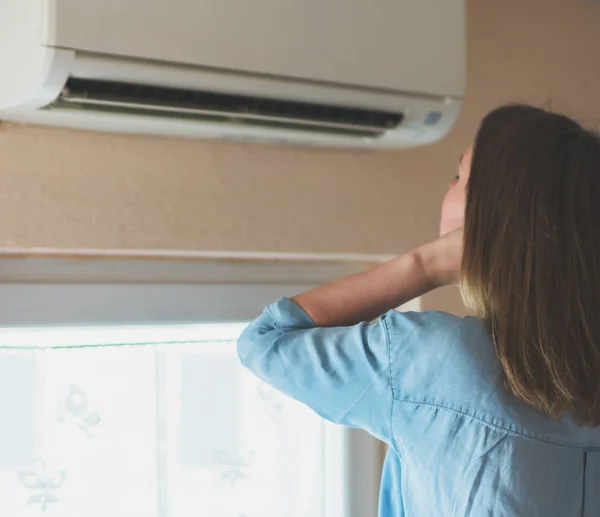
[237,297,393,443]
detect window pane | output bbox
[0,353,36,470]
[0,326,325,517]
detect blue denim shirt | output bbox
[238,298,600,517]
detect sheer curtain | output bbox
[0,325,327,517]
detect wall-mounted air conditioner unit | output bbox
[0,0,466,148]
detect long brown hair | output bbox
[462,105,600,426]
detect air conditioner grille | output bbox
[55,78,404,137]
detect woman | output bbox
[238,105,600,516]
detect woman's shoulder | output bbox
[382,309,503,409]
[382,309,492,353]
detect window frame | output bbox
[0,255,380,327]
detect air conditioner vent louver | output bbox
[53,78,405,138]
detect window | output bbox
[0,324,337,517]
[0,256,402,517]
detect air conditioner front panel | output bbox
[54,0,466,98]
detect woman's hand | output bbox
[416,228,463,289]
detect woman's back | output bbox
[381,310,600,517]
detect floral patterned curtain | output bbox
[0,330,326,517]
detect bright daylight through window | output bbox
[0,324,333,517]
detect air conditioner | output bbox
[0,0,466,149]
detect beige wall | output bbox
[0,0,599,311]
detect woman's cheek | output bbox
[440,191,466,235]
